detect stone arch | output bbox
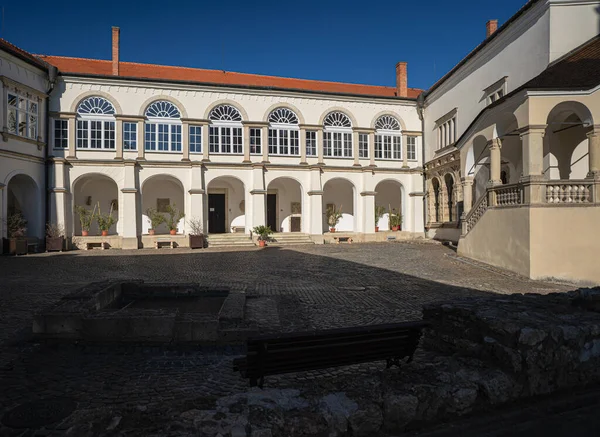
[266,177,304,233]
[140,174,186,235]
[374,179,405,231]
[318,107,358,127]
[206,175,247,234]
[70,91,123,114]
[262,102,306,125]
[203,100,249,121]
[6,172,42,239]
[444,173,456,222]
[138,95,188,118]
[430,177,442,223]
[370,110,407,131]
[72,173,120,236]
[322,177,357,232]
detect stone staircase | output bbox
[268,233,314,247]
[206,233,255,248]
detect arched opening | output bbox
[375,180,404,230]
[544,101,593,180]
[75,96,117,150]
[144,100,182,152]
[374,115,402,161]
[466,135,491,201]
[323,111,353,158]
[268,108,300,156]
[444,173,455,222]
[206,176,246,234]
[72,174,119,236]
[141,175,185,234]
[322,178,356,232]
[208,104,244,155]
[6,174,42,239]
[431,178,441,223]
[495,113,522,184]
[266,177,303,233]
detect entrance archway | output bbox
[322,178,356,232]
[141,175,185,235]
[72,174,119,236]
[266,177,303,232]
[206,176,246,234]
[375,180,404,230]
[6,174,42,238]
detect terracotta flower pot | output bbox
[148,229,155,236]
[375,226,379,232]
[392,226,399,231]
[81,230,89,237]
[101,230,109,237]
[258,240,266,247]
[170,229,177,235]
[330,228,336,233]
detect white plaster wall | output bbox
[322,178,356,232]
[207,176,246,232]
[267,178,303,232]
[549,1,600,63]
[375,181,403,230]
[141,177,185,234]
[73,176,119,236]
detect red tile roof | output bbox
[37,55,422,99]
[0,38,48,70]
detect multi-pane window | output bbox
[53,119,68,149]
[267,108,300,156]
[208,105,244,154]
[249,128,262,154]
[7,93,38,140]
[144,101,182,152]
[407,136,417,160]
[75,96,116,149]
[374,115,402,160]
[358,133,369,158]
[323,111,353,158]
[189,125,202,153]
[437,116,456,149]
[123,122,137,150]
[306,130,317,157]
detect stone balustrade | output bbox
[545,181,594,204]
[493,183,523,206]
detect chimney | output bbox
[395,62,408,98]
[112,26,120,76]
[486,19,498,38]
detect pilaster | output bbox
[587,127,600,180]
[120,160,139,249]
[317,129,324,164]
[66,115,76,160]
[181,121,190,161]
[202,124,210,162]
[243,125,251,163]
[300,129,307,164]
[261,126,269,163]
[461,176,474,214]
[402,134,409,168]
[368,132,375,167]
[115,118,123,159]
[352,131,360,166]
[360,191,376,233]
[520,126,545,178]
[137,120,145,160]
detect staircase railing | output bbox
[462,192,488,235]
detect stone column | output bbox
[181,121,190,162]
[402,134,409,168]
[249,164,266,233]
[203,124,210,162]
[520,126,546,204]
[461,176,474,215]
[360,191,376,234]
[317,129,324,164]
[188,163,205,235]
[489,138,502,186]
[261,126,269,163]
[369,132,375,167]
[0,183,5,239]
[115,118,123,160]
[307,166,323,242]
[120,160,139,249]
[587,127,600,179]
[300,129,307,165]
[137,120,145,160]
[48,159,68,236]
[243,125,251,163]
[353,131,360,166]
[66,115,76,160]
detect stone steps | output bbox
[268,233,314,246]
[206,234,255,248]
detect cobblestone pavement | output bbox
[0,242,575,435]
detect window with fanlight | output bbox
[268,107,300,156]
[323,111,353,158]
[374,115,402,160]
[208,104,243,154]
[76,96,116,149]
[144,100,182,152]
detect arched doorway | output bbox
[266,177,303,232]
[72,174,119,236]
[431,178,441,223]
[206,176,246,234]
[444,174,455,222]
[141,175,184,235]
[6,174,42,239]
[322,178,356,232]
[375,180,404,230]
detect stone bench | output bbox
[333,236,353,244]
[154,238,175,249]
[85,241,106,250]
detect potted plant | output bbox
[326,205,343,233]
[253,225,273,247]
[146,207,164,235]
[389,207,403,231]
[74,205,95,236]
[46,223,65,252]
[95,202,115,237]
[7,212,27,255]
[165,203,184,236]
[375,205,386,232]
[188,217,205,249]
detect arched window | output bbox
[375,115,402,160]
[444,173,454,222]
[76,96,116,149]
[323,111,353,158]
[209,105,243,154]
[432,178,441,222]
[268,108,300,156]
[144,101,182,152]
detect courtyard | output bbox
[0,242,576,435]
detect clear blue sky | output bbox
[2,0,527,90]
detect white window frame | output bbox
[407,136,417,161]
[76,114,116,150]
[437,116,456,149]
[209,121,243,155]
[306,130,317,157]
[189,125,202,154]
[323,128,353,158]
[7,92,39,140]
[374,129,402,160]
[123,122,137,151]
[484,77,508,106]
[52,118,68,149]
[145,118,182,152]
[268,123,300,156]
[358,133,369,159]
[249,128,262,155]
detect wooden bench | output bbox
[233,320,428,388]
[333,236,352,244]
[154,238,175,249]
[85,241,106,250]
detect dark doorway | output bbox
[290,216,301,232]
[267,194,277,231]
[208,194,226,234]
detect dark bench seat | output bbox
[233,320,428,388]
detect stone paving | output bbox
[0,242,575,435]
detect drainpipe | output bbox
[44,65,58,234]
[416,93,427,235]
